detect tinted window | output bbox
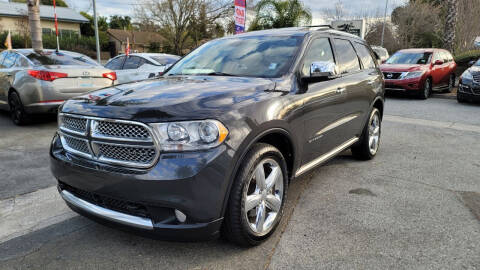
[152,56,180,65]
[167,36,304,78]
[23,51,99,66]
[333,39,360,74]
[354,43,376,69]
[386,52,432,65]
[3,52,18,68]
[123,56,143,69]
[105,56,125,70]
[301,38,335,76]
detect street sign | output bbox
[234,0,246,34]
[331,19,366,39]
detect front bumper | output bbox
[458,83,480,101]
[50,133,235,240]
[384,77,424,91]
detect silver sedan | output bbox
[0,49,117,125]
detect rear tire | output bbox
[351,108,381,160]
[419,78,431,99]
[223,143,288,246]
[8,91,29,126]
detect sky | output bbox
[1,0,408,21]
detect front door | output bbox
[299,37,349,166]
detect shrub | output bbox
[454,50,480,66]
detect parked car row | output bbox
[0,50,180,125]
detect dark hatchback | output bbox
[51,27,385,246]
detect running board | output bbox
[295,137,359,177]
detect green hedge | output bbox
[454,50,480,66]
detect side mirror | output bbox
[434,60,444,65]
[468,60,476,67]
[307,61,337,80]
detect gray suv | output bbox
[50,27,385,246]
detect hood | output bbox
[61,76,278,122]
[468,66,480,73]
[380,64,427,72]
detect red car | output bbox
[381,49,457,99]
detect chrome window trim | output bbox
[58,113,160,169]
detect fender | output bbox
[219,126,299,218]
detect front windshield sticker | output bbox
[269,63,278,70]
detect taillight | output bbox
[103,72,117,81]
[28,70,68,81]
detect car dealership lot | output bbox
[1,97,479,269]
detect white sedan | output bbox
[104,53,180,84]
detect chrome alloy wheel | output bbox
[243,158,284,236]
[368,111,381,155]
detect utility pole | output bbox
[93,0,101,63]
[381,0,389,47]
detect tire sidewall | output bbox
[230,144,288,245]
[8,92,26,125]
[422,78,431,99]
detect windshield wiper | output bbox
[202,72,238,77]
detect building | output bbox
[0,2,87,37]
[106,29,166,56]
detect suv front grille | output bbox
[472,73,480,83]
[383,72,402,80]
[58,114,158,168]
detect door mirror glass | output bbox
[310,61,336,78]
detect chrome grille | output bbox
[60,115,87,134]
[95,143,157,164]
[473,73,480,83]
[58,113,158,168]
[93,121,151,141]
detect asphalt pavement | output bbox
[0,96,479,269]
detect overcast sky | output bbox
[2,0,408,21]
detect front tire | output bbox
[351,108,381,160]
[419,78,431,99]
[223,143,288,246]
[8,92,29,125]
[457,91,467,103]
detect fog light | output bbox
[175,209,186,223]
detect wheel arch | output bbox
[220,127,297,218]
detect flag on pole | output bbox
[234,0,246,34]
[53,0,60,51]
[125,37,130,56]
[4,30,12,50]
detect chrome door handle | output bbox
[336,87,346,94]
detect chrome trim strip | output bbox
[90,118,154,143]
[314,114,360,138]
[26,101,65,107]
[60,190,154,230]
[385,88,405,91]
[295,137,359,177]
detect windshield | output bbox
[166,36,304,78]
[22,51,99,66]
[386,52,432,65]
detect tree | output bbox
[365,21,399,53]
[80,12,108,36]
[27,0,43,52]
[135,0,231,55]
[443,0,458,52]
[13,0,68,7]
[249,0,312,31]
[109,16,133,30]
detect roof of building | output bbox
[0,2,88,23]
[107,29,166,45]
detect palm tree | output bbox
[443,0,458,52]
[27,0,43,52]
[249,0,312,31]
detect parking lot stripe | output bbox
[0,186,76,244]
[384,115,480,134]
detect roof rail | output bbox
[304,25,333,29]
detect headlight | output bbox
[150,120,228,151]
[461,70,473,82]
[400,71,424,80]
